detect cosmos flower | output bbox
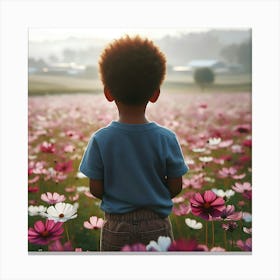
[40,141,55,153]
[218,167,237,178]
[172,203,191,216]
[48,240,73,251]
[192,147,206,153]
[41,202,78,222]
[236,238,252,251]
[121,243,147,252]
[222,221,238,232]
[185,218,203,229]
[211,188,235,200]
[28,219,64,245]
[207,137,221,146]
[83,216,104,230]
[146,236,172,252]
[232,182,252,193]
[54,160,74,174]
[190,190,226,220]
[243,227,252,234]
[41,192,66,204]
[199,156,213,163]
[218,205,243,221]
[168,239,205,251]
[28,205,47,216]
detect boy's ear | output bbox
[149,89,160,103]
[104,87,114,102]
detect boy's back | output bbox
[80,121,187,217]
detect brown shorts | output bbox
[100,208,174,251]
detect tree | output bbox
[193,67,215,90]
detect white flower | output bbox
[41,202,78,222]
[146,236,171,252]
[199,156,213,162]
[212,188,235,199]
[76,186,90,192]
[192,147,206,153]
[185,218,203,230]
[243,227,252,234]
[204,177,215,183]
[28,205,47,216]
[207,137,221,146]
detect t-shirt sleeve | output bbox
[79,135,104,180]
[166,134,189,178]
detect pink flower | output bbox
[222,221,238,232]
[84,216,104,229]
[242,139,252,148]
[63,144,75,153]
[218,167,237,178]
[172,203,191,216]
[40,141,55,153]
[121,243,147,251]
[168,239,205,251]
[54,160,74,173]
[41,192,66,204]
[48,240,73,251]
[232,182,252,193]
[28,186,39,193]
[28,220,64,245]
[236,238,252,251]
[218,205,243,221]
[190,190,226,220]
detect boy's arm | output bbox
[166,177,182,198]
[89,179,104,200]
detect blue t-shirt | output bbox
[79,121,188,217]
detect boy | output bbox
[79,35,188,251]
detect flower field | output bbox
[28,91,252,252]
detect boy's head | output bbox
[99,35,166,105]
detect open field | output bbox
[28,72,252,95]
[28,91,252,252]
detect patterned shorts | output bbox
[100,208,174,251]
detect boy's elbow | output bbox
[89,179,104,200]
[166,177,183,198]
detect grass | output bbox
[28,72,252,95]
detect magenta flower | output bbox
[236,238,252,251]
[54,160,74,173]
[121,243,147,252]
[48,240,73,251]
[84,216,104,229]
[28,186,39,193]
[40,141,55,153]
[41,192,66,204]
[190,190,226,220]
[218,205,243,221]
[28,219,64,245]
[168,239,205,251]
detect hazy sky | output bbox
[29,28,211,42]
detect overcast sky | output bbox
[29,28,212,42]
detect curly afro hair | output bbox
[99,35,166,105]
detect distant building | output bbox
[173,59,229,74]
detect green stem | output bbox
[211,220,215,248]
[205,221,208,248]
[65,223,70,242]
[224,230,227,251]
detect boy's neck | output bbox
[116,102,149,124]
